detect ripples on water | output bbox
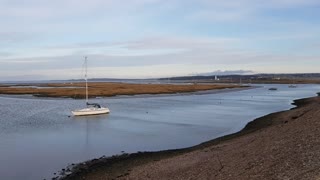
[0,84,319,180]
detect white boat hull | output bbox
[72,107,110,116]
[71,57,111,116]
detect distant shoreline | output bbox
[58,94,320,180]
[0,82,245,98]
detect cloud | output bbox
[0,64,216,81]
[0,50,318,81]
[41,36,239,54]
[0,0,319,80]
[196,70,255,76]
[1,35,319,71]
[0,36,243,71]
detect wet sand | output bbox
[0,83,243,98]
[59,94,320,180]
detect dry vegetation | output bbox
[0,82,243,98]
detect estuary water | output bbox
[0,84,319,180]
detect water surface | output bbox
[0,84,319,180]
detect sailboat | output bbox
[289,79,297,88]
[71,57,110,116]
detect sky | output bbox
[0,0,320,81]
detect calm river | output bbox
[0,84,319,180]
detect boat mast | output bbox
[85,56,88,104]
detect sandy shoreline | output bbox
[56,93,320,180]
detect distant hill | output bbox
[160,73,320,81]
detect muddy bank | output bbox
[56,94,320,180]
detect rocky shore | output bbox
[58,94,320,180]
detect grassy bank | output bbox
[0,82,243,98]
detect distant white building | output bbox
[215,75,220,81]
